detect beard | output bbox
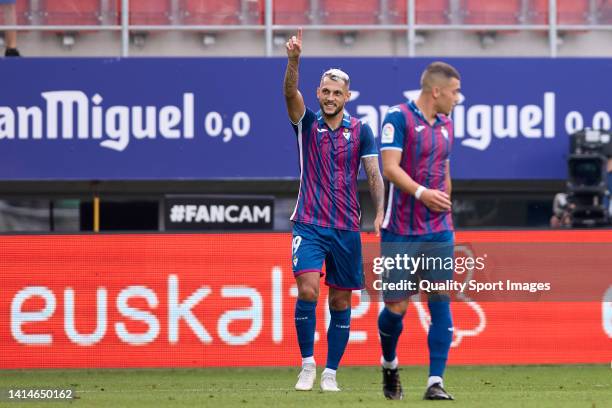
[438,104,453,116]
[319,101,344,118]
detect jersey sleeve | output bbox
[290,108,317,137]
[359,122,379,158]
[380,106,406,151]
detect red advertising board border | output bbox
[1,231,610,369]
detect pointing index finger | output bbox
[297,27,303,43]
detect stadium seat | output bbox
[0,0,32,25]
[387,0,450,25]
[181,0,246,25]
[130,0,172,25]
[529,0,591,25]
[462,0,522,25]
[14,0,32,25]
[0,0,31,26]
[557,0,591,24]
[40,0,104,25]
[320,0,379,25]
[273,0,311,25]
[597,0,612,24]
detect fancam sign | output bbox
[164,195,274,230]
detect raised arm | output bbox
[362,156,385,236]
[284,28,306,124]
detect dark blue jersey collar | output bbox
[316,110,352,130]
[407,100,445,126]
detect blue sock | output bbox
[325,308,351,370]
[378,307,404,363]
[295,299,317,358]
[427,299,453,377]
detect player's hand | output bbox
[373,211,384,237]
[420,189,452,212]
[286,28,303,60]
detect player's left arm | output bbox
[360,123,384,236]
[445,160,452,198]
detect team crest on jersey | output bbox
[415,125,425,132]
[441,127,449,139]
[381,123,394,143]
[343,128,351,141]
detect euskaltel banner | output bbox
[0,231,610,369]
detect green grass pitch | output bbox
[0,365,610,407]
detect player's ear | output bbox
[432,86,441,98]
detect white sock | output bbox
[302,356,315,367]
[427,376,443,388]
[381,356,398,369]
[322,368,336,377]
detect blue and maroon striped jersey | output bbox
[380,100,454,236]
[290,108,378,231]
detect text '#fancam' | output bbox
[0,92,195,152]
[169,204,271,224]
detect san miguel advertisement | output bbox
[1,231,610,369]
[1,58,612,180]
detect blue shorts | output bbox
[291,222,364,290]
[380,229,454,302]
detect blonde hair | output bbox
[321,68,350,87]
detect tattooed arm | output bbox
[362,156,385,235]
[284,28,306,123]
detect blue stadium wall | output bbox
[0,57,610,181]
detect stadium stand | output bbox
[462,0,523,24]
[597,0,612,23]
[129,0,172,25]
[181,0,252,25]
[25,0,610,29]
[387,0,451,25]
[1,2,612,62]
[273,0,312,25]
[320,0,380,25]
[14,0,31,25]
[40,0,106,25]
[529,0,592,25]
[556,0,592,24]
